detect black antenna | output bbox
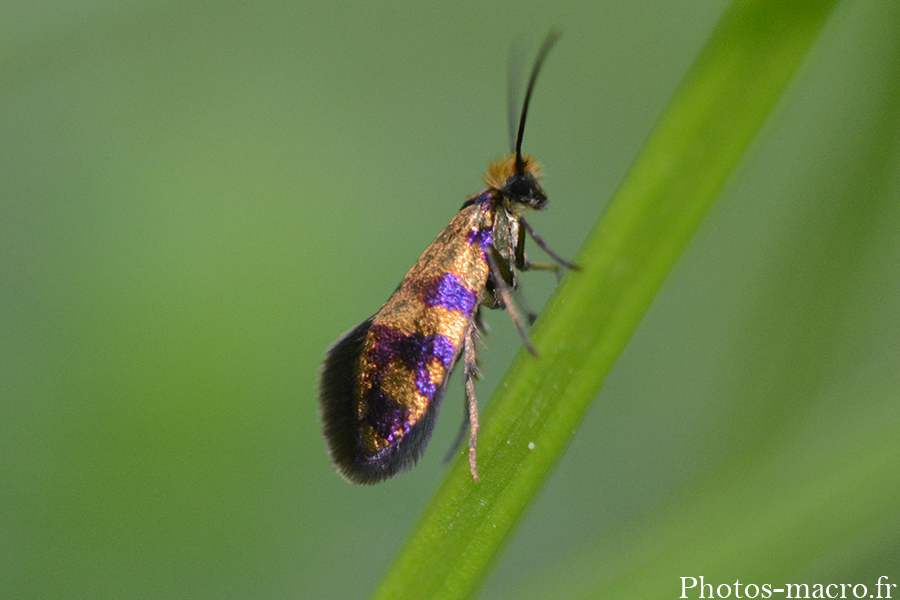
[514,31,560,173]
[506,37,528,154]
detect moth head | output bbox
[484,155,547,212]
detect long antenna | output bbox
[506,37,528,154]
[514,30,560,173]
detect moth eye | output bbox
[506,175,531,198]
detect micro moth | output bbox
[319,32,575,484]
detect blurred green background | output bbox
[2,1,899,599]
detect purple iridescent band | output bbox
[468,227,493,249]
[367,325,456,370]
[422,273,477,315]
[362,325,457,442]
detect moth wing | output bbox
[319,318,451,485]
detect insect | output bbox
[319,32,575,485]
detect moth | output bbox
[319,32,575,484]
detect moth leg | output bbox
[474,303,491,337]
[486,249,539,357]
[523,261,562,272]
[463,323,481,482]
[512,223,560,289]
[518,251,562,282]
[518,216,579,272]
[514,281,539,325]
[443,319,484,478]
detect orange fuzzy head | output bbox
[484,154,547,211]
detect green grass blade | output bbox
[511,365,900,599]
[373,1,838,598]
